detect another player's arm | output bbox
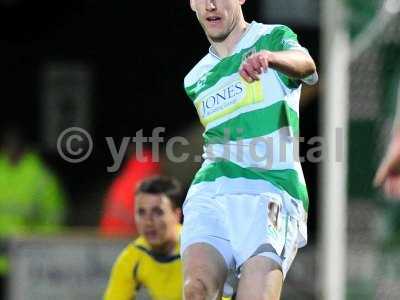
[240,49,316,83]
[374,100,400,198]
[104,246,138,300]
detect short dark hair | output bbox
[136,175,183,209]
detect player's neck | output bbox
[209,19,249,59]
[151,233,178,256]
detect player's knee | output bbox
[183,277,209,300]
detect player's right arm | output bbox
[240,49,316,82]
[104,244,138,300]
[240,25,318,85]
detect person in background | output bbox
[103,175,183,300]
[0,125,66,297]
[99,147,160,237]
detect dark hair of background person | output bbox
[136,176,183,209]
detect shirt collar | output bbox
[208,21,255,60]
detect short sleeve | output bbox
[267,25,316,88]
[268,25,307,53]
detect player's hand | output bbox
[239,50,274,83]
[374,130,400,199]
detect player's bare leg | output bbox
[182,243,228,300]
[236,256,283,300]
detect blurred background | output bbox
[0,0,399,299]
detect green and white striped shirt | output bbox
[184,21,316,229]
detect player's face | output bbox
[190,0,246,42]
[135,193,180,248]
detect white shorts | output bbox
[180,192,305,279]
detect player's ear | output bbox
[174,207,182,223]
[239,0,246,5]
[190,0,196,12]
